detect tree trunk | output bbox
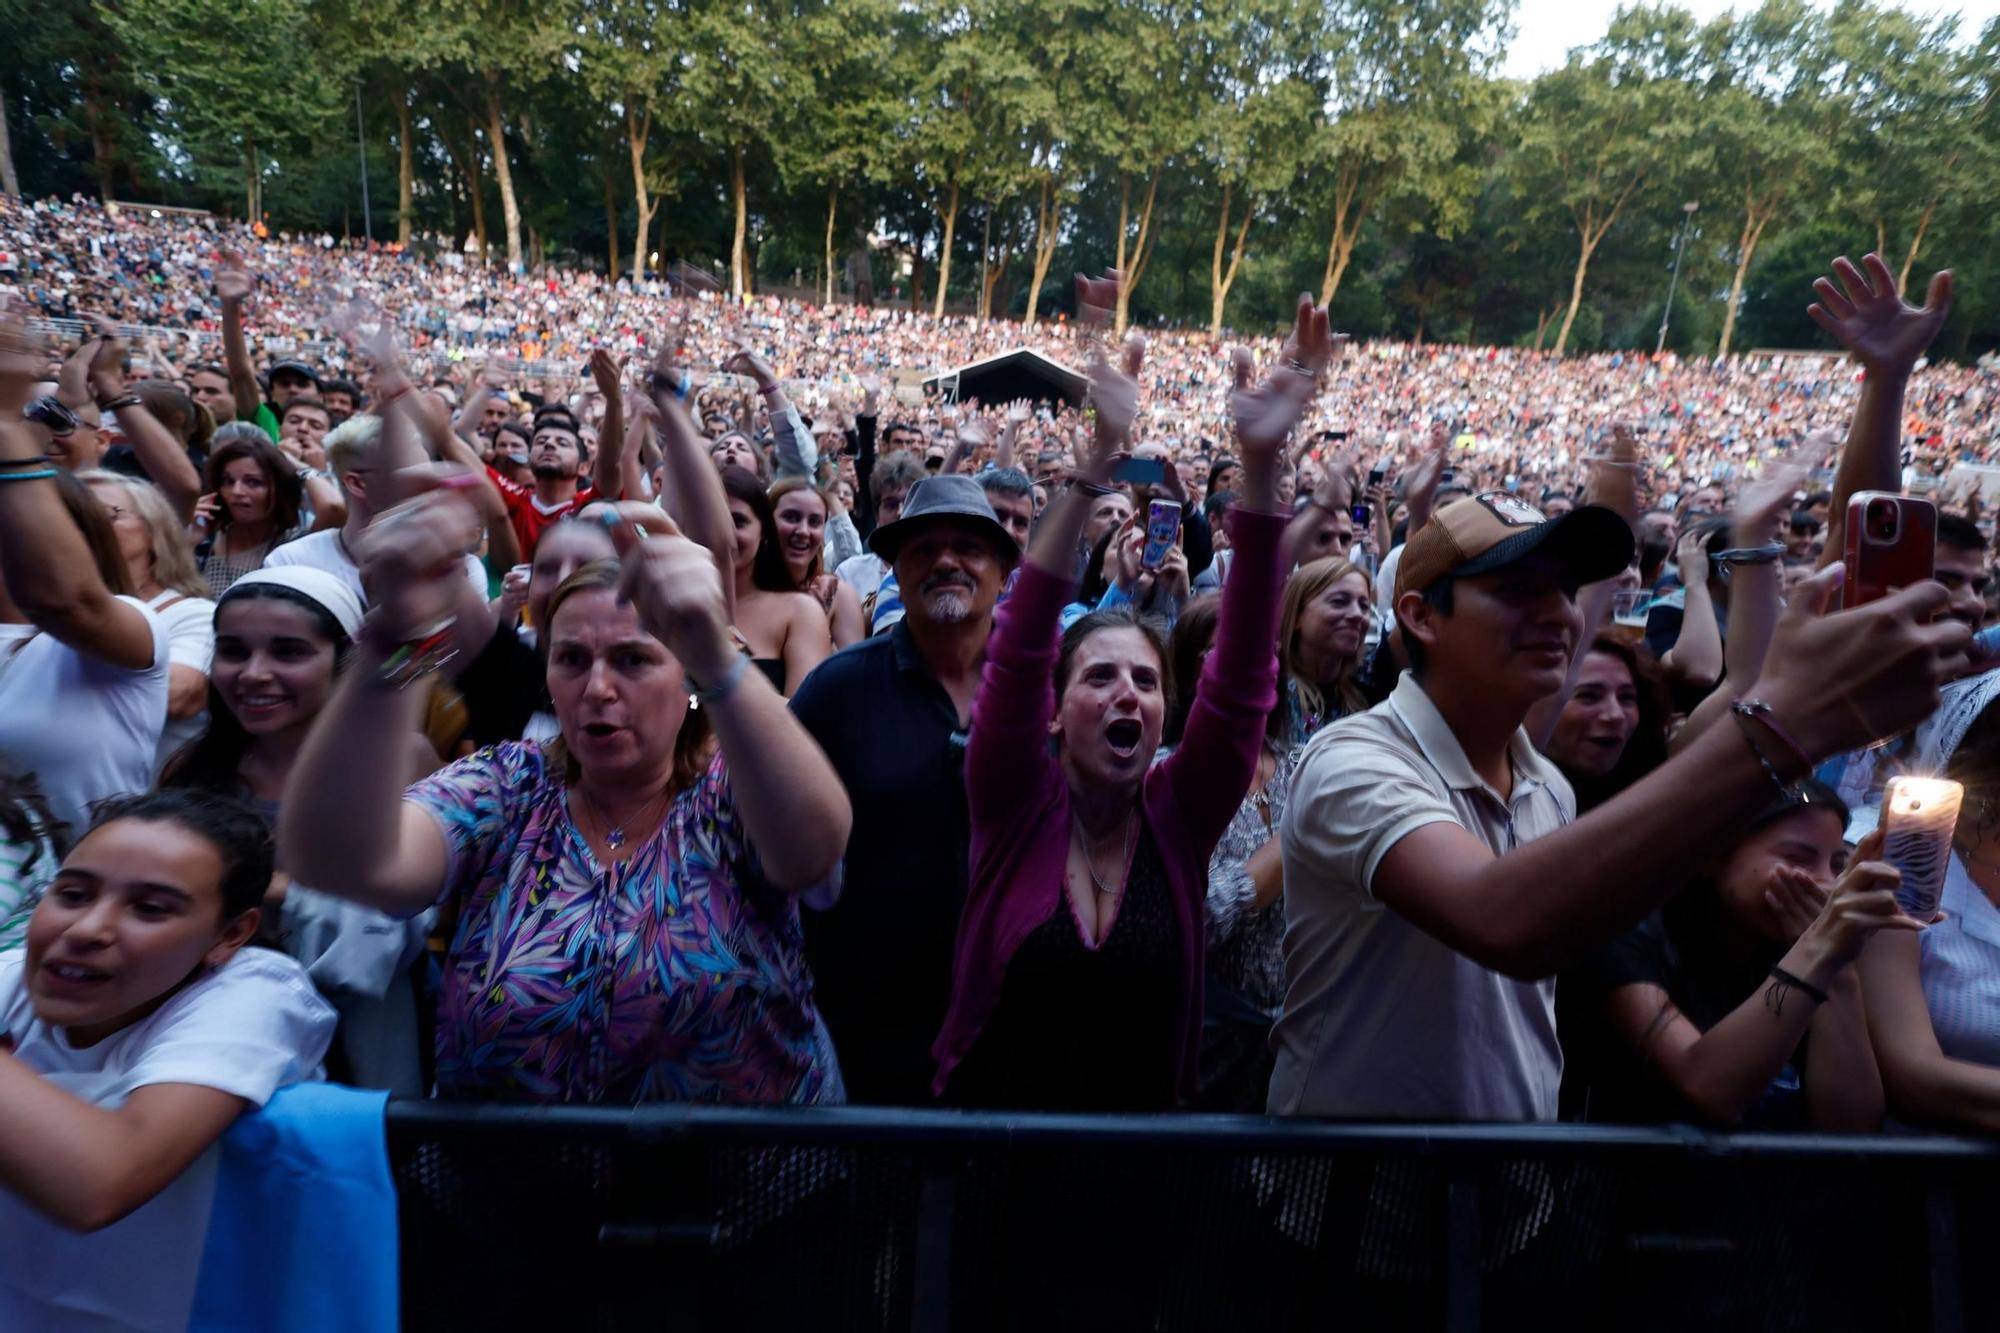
[1318,164,1375,310]
[933,178,961,319]
[981,210,1014,321]
[1553,237,1597,356]
[483,78,523,269]
[0,80,19,197]
[1899,195,1940,294]
[244,140,259,223]
[1532,306,1551,351]
[1025,172,1061,326]
[729,144,749,299]
[1111,170,1162,334]
[1208,183,1252,339]
[467,120,490,262]
[823,181,838,305]
[603,167,620,281]
[1873,218,1886,261]
[625,105,660,281]
[1717,192,1772,359]
[394,89,415,245]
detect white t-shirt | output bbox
[0,947,335,1332]
[263,528,488,606]
[0,598,169,834]
[147,591,216,776]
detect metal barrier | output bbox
[384,1102,1997,1332]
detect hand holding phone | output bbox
[1112,456,1167,488]
[1842,492,1936,609]
[1142,499,1182,570]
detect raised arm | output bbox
[1659,531,1722,688]
[452,362,499,443]
[1676,460,1810,750]
[1601,840,1908,1126]
[646,350,738,622]
[86,320,199,517]
[1366,565,1969,981]
[586,348,627,500]
[605,513,849,890]
[726,345,816,482]
[1808,254,1953,571]
[0,320,156,671]
[214,253,264,428]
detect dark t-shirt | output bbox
[1560,897,1806,1128]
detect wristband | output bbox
[1768,965,1829,1008]
[360,617,460,690]
[685,651,749,708]
[0,467,58,483]
[96,393,142,412]
[1711,544,1786,566]
[1732,698,1814,775]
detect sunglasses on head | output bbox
[24,396,78,435]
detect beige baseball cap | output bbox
[1395,491,1634,601]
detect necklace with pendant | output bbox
[575,783,670,855]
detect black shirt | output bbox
[452,623,548,748]
[1560,894,1805,1128]
[947,830,1181,1112]
[789,619,975,1104]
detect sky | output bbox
[1499,0,2000,78]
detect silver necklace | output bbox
[1073,811,1134,896]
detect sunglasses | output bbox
[25,396,79,436]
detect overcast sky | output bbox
[1499,0,2000,78]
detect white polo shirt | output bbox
[1269,671,1573,1120]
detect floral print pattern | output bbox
[405,741,843,1105]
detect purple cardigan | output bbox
[931,506,1287,1099]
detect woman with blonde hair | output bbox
[76,470,215,773]
[1274,555,1377,746]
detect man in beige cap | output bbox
[1270,490,1970,1120]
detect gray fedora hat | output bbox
[868,473,1020,563]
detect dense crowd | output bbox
[2,189,2000,1326]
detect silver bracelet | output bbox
[1711,544,1786,566]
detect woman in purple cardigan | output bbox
[933,287,1335,1109]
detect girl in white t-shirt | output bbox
[0,789,334,1330]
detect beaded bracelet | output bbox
[1732,698,1814,776]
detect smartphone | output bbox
[1842,492,1936,609]
[1350,502,1372,526]
[1881,777,1963,920]
[1367,464,1386,488]
[1319,429,1351,442]
[1112,456,1167,487]
[1142,499,1182,570]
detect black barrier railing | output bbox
[384,1102,1998,1333]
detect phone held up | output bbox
[1142,499,1182,570]
[1111,456,1168,488]
[1841,491,1935,609]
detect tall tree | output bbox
[1508,54,1685,354]
[1307,0,1509,313]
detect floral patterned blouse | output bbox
[404,741,845,1105]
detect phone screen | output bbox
[1111,456,1167,487]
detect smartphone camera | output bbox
[1865,498,1901,543]
[1351,502,1372,526]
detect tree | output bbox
[107,0,343,219]
[1307,0,1508,314]
[1508,53,1687,354]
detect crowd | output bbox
[1,188,2000,1326]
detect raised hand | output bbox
[1801,831,1927,965]
[1757,563,1972,759]
[1228,342,1317,463]
[1276,292,1340,380]
[1765,862,1830,942]
[723,342,777,391]
[213,251,254,304]
[1075,270,1122,329]
[1733,458,1810,547]
[85,316,127,397]
[1087,331,1144,462]
[354,489,486,643]
[588,347,622,400]
[1806,253,1954,376]
[603,509,737,684]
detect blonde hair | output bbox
[1278,557,1372,730]
[323,412,382,484]
[77,470,206,599]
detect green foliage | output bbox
[1,0,1996,359]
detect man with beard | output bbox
[484,404,627,556]
[789,474,1019,1103]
